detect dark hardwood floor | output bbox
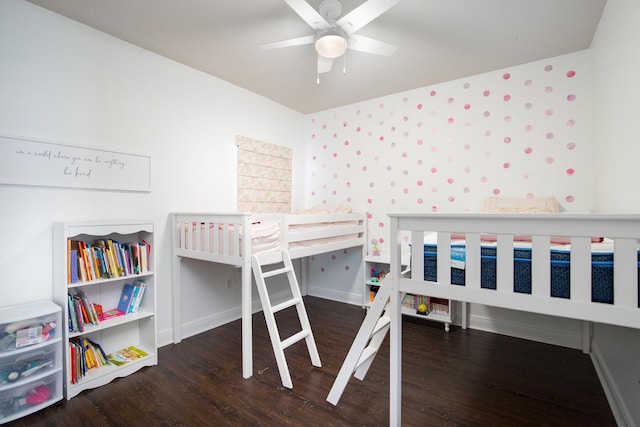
[8,297,616,426]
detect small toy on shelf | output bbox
[370,268,386,282]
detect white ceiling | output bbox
[26,0,606,114]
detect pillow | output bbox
[482,196,560,214]
[295,208,330,215]
[331,204,352,214]
[295,204,352,215]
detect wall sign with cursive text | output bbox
[0,136,151,192]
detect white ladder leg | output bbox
[251,251,321,389]
[327,279,396,405]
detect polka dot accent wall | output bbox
[304,52,591,280]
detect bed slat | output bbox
[435,232,451,285]
[570,237,592,303]
[496,234,514,293]
[531,235,551,298]
[614,238,637,307]
[465,233,482,290]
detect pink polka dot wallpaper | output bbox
[303,52,591,297]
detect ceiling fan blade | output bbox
[259,34,316,50]
[318,55,334,74]
[348,34,397,56]
[336,0,401,35]
[285,0,332,31]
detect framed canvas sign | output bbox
[0,135,151,192]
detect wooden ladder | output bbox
[326,278,393,405]
[251,250,321,389]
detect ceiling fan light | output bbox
[315,34,347,59]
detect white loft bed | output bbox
[171,210,366,379]
[383,212,640,426]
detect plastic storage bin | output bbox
[0,300,63,424]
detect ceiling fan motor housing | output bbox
[319,0,343,20]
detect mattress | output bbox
[422,241,640,305]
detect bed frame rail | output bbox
[385,212,640,426]
[173,212,252,265]
[390,213,640,329]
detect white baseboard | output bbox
[179,305,242,341]
[169,290,292,343]
[157,329,173,348]
[590,340,635,427]
[467,313,583,350]
[307,285,362,306]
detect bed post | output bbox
[172,214,183,343]
[389,215,402,427]
[242,214,253,379]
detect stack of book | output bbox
[67,289,99,333]
[108,346,148,366]
[430,297,450,315]
[67,280,147,333]
[67,238,152,283]
[69,337,110,384]
[116,280,147,315]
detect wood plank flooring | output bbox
[8,297,616,426]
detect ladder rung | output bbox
[262,266,293,279]
[355,346,378,371]
[373,315,390,335]
[281,329,310,350]
[271,297,300,313]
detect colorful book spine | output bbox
[70,249,79,283]
[117,283,135,314]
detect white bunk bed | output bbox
[330,212,640,426]
[171,210,366,380]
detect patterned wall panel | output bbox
[236,135,292,213]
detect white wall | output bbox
[303,52,593,348]
[591,0,640,425]
[0,0,305,346]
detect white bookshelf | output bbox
[53,221,157,399]
[364,255,455,332]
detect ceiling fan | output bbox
[260,0,401,82]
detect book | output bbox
[107,240,121,277]
[141,239,152,272]
[74,288,99,325]
[430,297,450,315]
[108,345,148,366]
[128,280,146,313]
[127,242,140,274]
[98,309,124,322]
[67,238,71,284]
[68,294,77,332]
[70,249,79,283]
[87,338,110,366]
[78,241,94,281]
[117,283,135,314]
[69,342,76,384]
